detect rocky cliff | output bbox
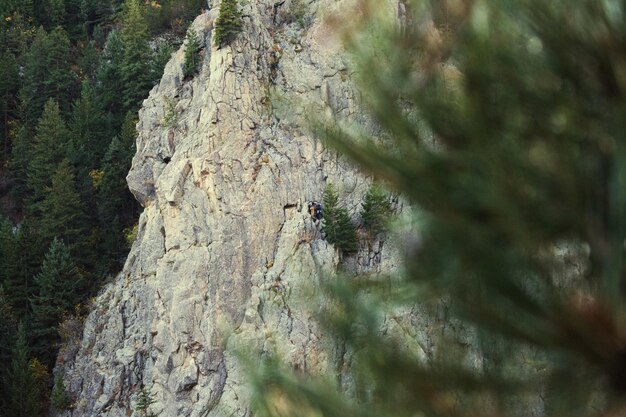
[60,1,407,416]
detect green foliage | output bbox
[38,159,90,259]
[80,0,117,35]
[0,0,162,403]
[99,137,134,260]
[69,81,108,172]
[3,323,43,417]
[163,100,178,127]
[0,217,15,285]
[120,0,153,113]
[213,0,242,47]
[51,373,72,411]
[19,28,52,126]
[322,183,359,255]
[92,111,137,272]
[0,223,39,317]
[30,238,83,365]
[360,184,392,237]
[0,50,19,162]
[49,0,66,29]
[152,40,173,84]
[124,223,139,248]
[45,27,78,115]
[27,99,70,206]
[183,28,201,79]
[0,0,26,17]
[8,125,32,206]
[0,286,17,414]
[96,30,126,130]
[0,286,17,372]
[251,1,626,417]
[80,40,100,84]
[134,387,157,417]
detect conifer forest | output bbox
[0,0,203,414]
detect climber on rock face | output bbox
[309,201,317,219]
[308,201,323,221]
[315,202,323,220]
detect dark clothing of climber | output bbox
[308,201,323,220]
[315,203,323,220]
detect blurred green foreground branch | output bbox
[249,0,626,416]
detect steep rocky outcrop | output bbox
[60,1,408,416]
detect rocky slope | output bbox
[59,1,408,416]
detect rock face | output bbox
[60,1,406,416]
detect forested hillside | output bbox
[0,0,204,414]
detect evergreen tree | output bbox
[0,50,19,162]
[3,323,42,417]
[0,286,17,415]
[97,30,125,132]
[44,27,77,116]
[213,0,242,47]
[0,287,17,374]
[134,387,157,417]
[48,0,66,29]
[183,28,201,79]
[152,40,173,84]
[0,0,19,17]
[120,0,153,113]
[0,8,35,53]
[62,0,85,40]
[50,373,72,411]
[96,112,137,272]
[38,159,90,260]
[80,40,100,84]
[9,125,34,208]
[19,27,50,126]
[30,238,83,364]
[0,217,14,286]
[321,183,339,235]
[27,99,70,207]
[99,136,132,217]
[360,184,392,237]
[1,223,39,317]
[80,0,116,38]
[20,27,76,123]
[69,81,108,173]
[322,183,358,255]
[97,135,133,269]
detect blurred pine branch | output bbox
[249,1,626,416]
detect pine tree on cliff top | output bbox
[213,0,242,47]
[183,28,201,79]
[250,1,626,417]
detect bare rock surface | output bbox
[60,1,409,416]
